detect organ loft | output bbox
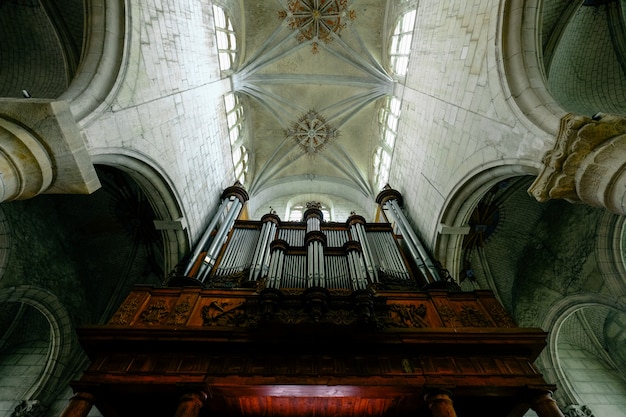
[59,183,565,417]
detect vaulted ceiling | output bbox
[230,0,393,203]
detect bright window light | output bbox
[389,10,416,76]
[213,5,237,72]
[374,96,403,191]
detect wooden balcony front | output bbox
[71,285,554,417]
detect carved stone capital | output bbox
[563,404,596,417]
[0,99,100,201]
[11,400,46,417]
[528,112,626,214]
[0,117,53,201]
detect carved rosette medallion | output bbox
[278,0,356,54]
[286,110,337,154]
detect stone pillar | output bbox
[528,112,626,215]
[59,392,96,417]
[424,390,457,417]
[173,391,207,417]
[0,99,100,202]
[0,116,53,201]
[529,391,566,417]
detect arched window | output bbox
[389,10,416,77]
[373,96,401,191]
[213,5,238,72]
[233,145,249,185]
[288,202,331,222]
[224,92,249,185]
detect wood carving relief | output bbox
[109,293,144,325]
[459,305,491,327]
[166,296,193,325]
[139,298,170,324]
[386,303,428,328]
[201,299,249,326]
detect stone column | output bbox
[173,391,208,417]
[0,99,100,202]
[528,112,626,215]
[424,390,457,417]
[529,391,566,417]
[59,392,96,417]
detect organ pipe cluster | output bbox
[179,184,443,291]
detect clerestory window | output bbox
[213,5,238,72]
[389,10,416,77]
[373,96,401,192]
[224,92,248,185]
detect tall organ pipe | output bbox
[377,187,441,283]
[386,199,440,282]
[249,213,279,281]
[249,221,271,281]
[267,239,288,289]
[348,215,378,283]
[183,197,229,276]
[197,198,243,281]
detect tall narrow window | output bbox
[233,145,249,185]
[374,96,401,191]
[389,10,416,77]
[224,92,248,185]
[213,5,237,72]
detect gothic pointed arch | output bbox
[91,152,189,279]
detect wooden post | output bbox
[529,391,565,417]
[173,391,208,417]
[59,392,95,417]
[424,390,458,417]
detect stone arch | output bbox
[496,0,567,136]
[0,286,79,407]
[0,208,9,281]
[539,295,626,413]
[59,0,127,123]
[435,162,540,284]
[595,211,626,297]
[91,152,189,277]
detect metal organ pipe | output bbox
[266,240,287,289]
[249,214,278,281]
[260,222,276,278]
[197,198,243,282]
[385,199,440,283]
[183,197,229,276]
[349,219,378,283]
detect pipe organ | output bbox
[180,190,437,294]
[62,183,564,417]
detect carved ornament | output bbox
[386,303,428,328]
[11,400,45,417]
[139,298,170,324]
[201,299,249,326]
[563,404,596,417]
[528,113,626,215]
[109,293,142,325]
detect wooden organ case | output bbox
[64,185,564,417]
